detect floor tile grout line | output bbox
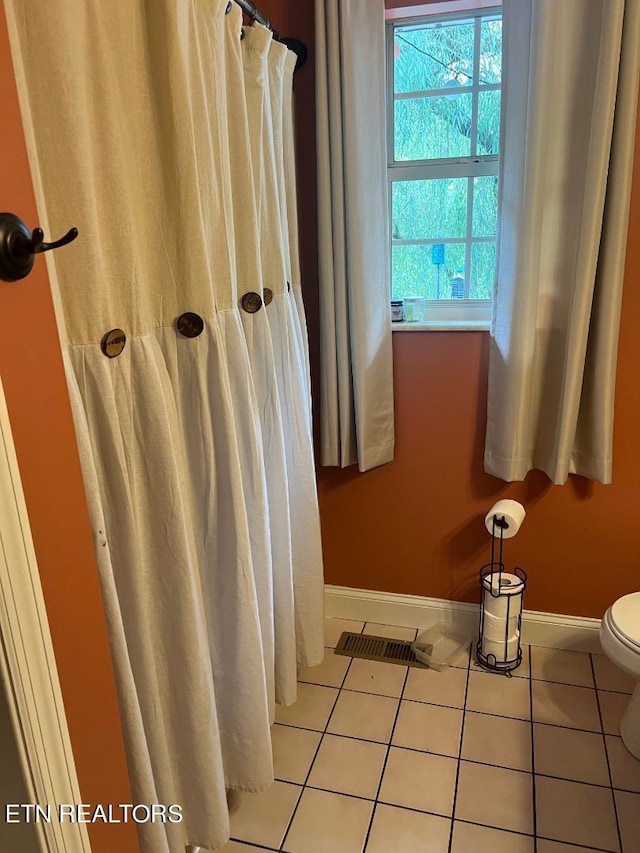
[301,783,382,804]
[531,772,632,793]
[529,644,538,852]
[358,620,387,853]
[590,651,624,853]
[302,685,467,708]
[295,682,614,734]
[446,641,474,853]
[323,659,531,680]
[535,835,618,853]
[390,808,536,838]
[531,677,630,694]
[276,759,629,793]
[596,686,634,697]
[360,662,411,853]
[369,799,538,838]
[328,667,630,695]
[296,685,462,704]
[277,647,356,852]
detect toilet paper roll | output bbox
[481,572,525,619]
[481,571,525,597]
[482,610,520,641]
[485,499,526,538]
[481,635,520,662]
[483,591,523,620]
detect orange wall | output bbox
[0,10,138,851]
[265,0,640,619]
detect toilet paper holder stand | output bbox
[476,514,527,676]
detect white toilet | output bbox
[600,592,640,759]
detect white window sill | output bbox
[392,320,491,332]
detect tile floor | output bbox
[222,618,640,852]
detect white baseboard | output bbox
[325,585,603,654]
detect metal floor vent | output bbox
[334,632,429,668]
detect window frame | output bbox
[386,4,502,330]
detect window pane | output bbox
[470,242,496,299]
[392,243,466,300]
[472,176,498,237]
[394,21,475,94]
[392,179,467,241]
[395,94,472,161]
[479,18,502,85]
[477,90,501,155]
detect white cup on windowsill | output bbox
[403,297,426,322]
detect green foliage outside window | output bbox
[391,15,502,301]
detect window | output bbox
[387,4,502,327]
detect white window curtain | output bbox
[316,0,395,471]
[485,0,640,484]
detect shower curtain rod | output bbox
[234,0,308,70]
[235,0,278,37]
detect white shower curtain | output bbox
[4,1,323,851]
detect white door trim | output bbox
[0,377,91,852]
